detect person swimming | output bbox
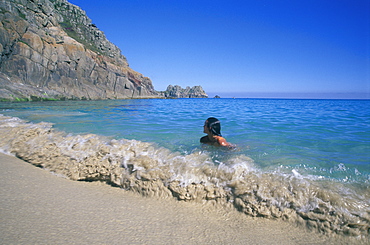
[200,117,232,147]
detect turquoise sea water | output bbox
[1,98,370,237]
[1,98,369,184]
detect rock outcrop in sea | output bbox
[0,0,207,101]
[162,85,208,98]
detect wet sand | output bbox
[0,153,356,244]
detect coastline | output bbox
[0,153,358,244]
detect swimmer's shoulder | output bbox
[215,136,231,147]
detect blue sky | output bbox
[68,0,369,99]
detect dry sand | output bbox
[0,153,357,244]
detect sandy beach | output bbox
[0,153,359,244]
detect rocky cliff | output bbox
[0,0,160,101]
[163,85,208,98]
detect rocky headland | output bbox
[162,85,208,98]
[0,0,207,101]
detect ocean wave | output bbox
[0,115,369,238]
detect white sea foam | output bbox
[0,114,369,238]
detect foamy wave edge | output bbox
[0,115,369,238]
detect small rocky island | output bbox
[0,0,208,101]
[162,85,207,98]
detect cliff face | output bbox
[0,0,159,101]
[163,85,208,98]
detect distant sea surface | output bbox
[207,92,370,100]
[1,98,369,236]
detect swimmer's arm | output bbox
[218,137,231,147]
[217,137,238,149]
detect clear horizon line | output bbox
[206,92,370,100]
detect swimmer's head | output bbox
[204,117,222,136]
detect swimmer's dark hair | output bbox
[206,117,222,136]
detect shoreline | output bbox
[0,153,361,244]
